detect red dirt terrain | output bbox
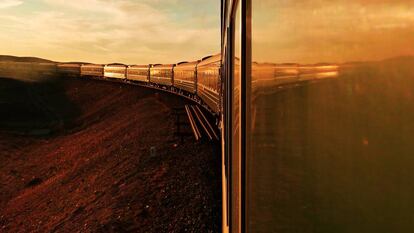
[0,76,221,232]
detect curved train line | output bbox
[0,54,223,128]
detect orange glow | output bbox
[252,1,414,64]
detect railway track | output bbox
[185,104,219,141]
[81,75,221,138]
[83,75,220,142]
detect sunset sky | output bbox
[1,0,413,65]
[0,0,220,64]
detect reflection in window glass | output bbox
[249,1,414,232]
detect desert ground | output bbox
[0,75,221,232]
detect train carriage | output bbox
[34,62,57,77]
[104,64,127,80]
[57,63,81,78]
[297,64,339,81]
[174,61,199,94]
[150,64,175,87]
[251,63,301,92]
[81,64,104,77]
[196,54,221,113]
[0,62,34,78]
[0,61,9,76]
[15,62,36,77]
[127,65,150,83]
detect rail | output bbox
[185,105,201,140]
[194,105,219,140]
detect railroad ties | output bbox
[184,105,219,141]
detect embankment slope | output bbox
[0,77,220,232]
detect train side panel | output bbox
[127,65,150,82]
[197,54,221,113]
[81,64,104,77]
[0,61,10,77]
[174,61,198,94]
[150,64,174,86]
[57,63,81,77]
[104,65,127,80]
[0,62,35,78]
[33,63,58,77]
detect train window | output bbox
[248,1,414,232]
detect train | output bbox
[0,61,58,78]
[0,54,223,120]
[59,54,222,118]
[0,54,335,121]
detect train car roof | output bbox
[198,53,221,66]
[201,55,212,61]
[58,61,85,64]
[106,63,127,67]
[175,60,199,68]
[151,64,175,69]
[4,61,33,64]
[58,63,82,66]
[37,62,57,65]
[128,64,150,68]
[82,63,105,67]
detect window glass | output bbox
[249,1,414,232]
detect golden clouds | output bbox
[0,0,220,64]
[0,0,22,9]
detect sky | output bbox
[253,0,414,63]
[0,0,220,64]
